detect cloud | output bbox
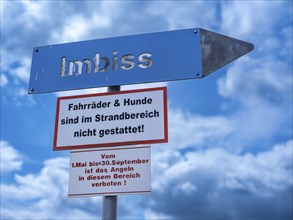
[166,95,290,153]
[1,157,102,220]
[10,57,31,83]
[1,155,145,220]
[1,139,291,219]
[220,0,293,82]
[219,0,292,109]
[2,157,69,200]
[0,140,23,173]
[144,209,173,220]
[218,0,292,111]
[1,1,112,86]
[146,1,219,30]
[167,107,233,150]
[216,53,292,151]
[148,140,293,219]
[50,13,111,43]
[216,2,292,150]
[217,57,292,108]
[1,1,173,99]
[0,74,8,87]
[221,1,292,38]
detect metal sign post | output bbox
[102,195,117,220]
[102,85,120,220]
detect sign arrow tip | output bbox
[200,28,254,77]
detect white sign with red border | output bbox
[54,87,168,151]
[68,146,151,197]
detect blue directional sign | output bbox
[28,28,253,94]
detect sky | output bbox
[0,0,292,220]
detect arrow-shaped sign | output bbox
[28,28,253,94]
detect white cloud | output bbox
[10,57,32,83]
[221,140,293,193]
[157,83,289,152]
[1,155,147,219]
[220,0,293,74]
[221,1,292,37]
[2,157,68,200]
[1,1,113,88]
[216,54,292,150]
[1,0,168,100]
[1,157,102,220]
[218,57,292,106]
[0,141,23,173]
[144,209,174,220]
[51,14,111,43]
[0,74,8,87]
[1,54,31,84]
[167,107,233,149]
[148,139,293,219]
[21,1,51,25]
[215,1,292,152]
[173,181,197,196]
[146,1,218,30]
[1,140,291,219]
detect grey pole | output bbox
[102,195,117,220]
[102,85,120,220]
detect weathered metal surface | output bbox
[200,28,254,77]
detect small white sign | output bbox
[54,87,168,150]
[68,146,151,197]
